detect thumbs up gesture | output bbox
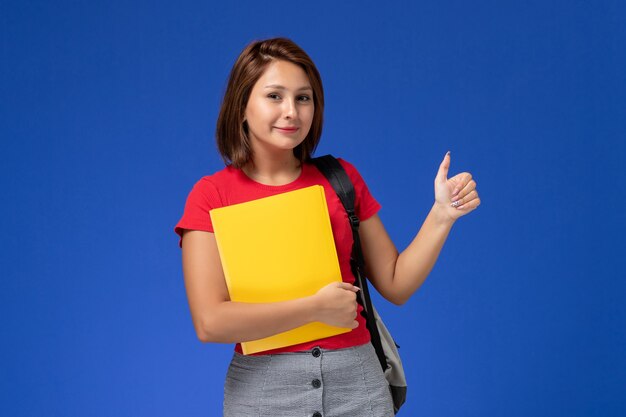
[434,151,481,221]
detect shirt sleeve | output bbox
[174,177,222,247]
[337,158,381,221]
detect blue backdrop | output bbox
[2,1,625,416]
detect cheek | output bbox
[297,108,315,139]
[303,106,315,127]
[246,99,273,125]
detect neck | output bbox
[242,151,302,186]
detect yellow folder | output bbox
[209,185,350,354]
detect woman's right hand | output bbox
[312,282,360,329]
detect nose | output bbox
[283,97,297,119]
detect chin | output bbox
[249,131,307,153]
[271,137,306,150]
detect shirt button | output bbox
[312,347,321,357]
[311,378,321,388]
[312,413,322,417]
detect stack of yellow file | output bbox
[210,185,350,354]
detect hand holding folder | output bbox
[210,185,351,354]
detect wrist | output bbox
[431,202,456,227]
[302,294,320,323]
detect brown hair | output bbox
[215,38,325,168]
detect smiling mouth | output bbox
[275,127,299,132]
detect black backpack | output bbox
[312,155,408,414]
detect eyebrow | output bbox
[264,84,313,92]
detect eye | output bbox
[298,95,312,103]
[267,93,281,100]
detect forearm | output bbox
[197,296,317,344]
[391,203,455,303]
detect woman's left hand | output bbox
[434,151,481,222]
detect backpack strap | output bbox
[311,155,388,371]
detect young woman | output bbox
[175,37,480,416]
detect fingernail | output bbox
[451,200,460,208]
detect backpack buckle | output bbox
[348,212,360,229]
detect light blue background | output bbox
[2,1,625,416]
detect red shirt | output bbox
[174,158,381,354]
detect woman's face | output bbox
[244,60,314,157]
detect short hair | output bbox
[215,38,325,168]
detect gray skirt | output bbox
[223,342,394,417]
